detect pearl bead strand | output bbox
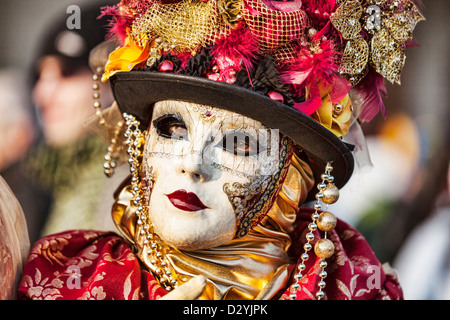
[290,162,339,300]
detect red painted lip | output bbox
[166,189,209,212]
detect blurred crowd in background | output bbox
[0,0,448,300]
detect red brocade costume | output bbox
[18,208,402,300]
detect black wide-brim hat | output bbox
[110,71,354,190]
[98,0,424,198]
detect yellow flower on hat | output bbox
[311,85,353,138]
[102,35,150,82]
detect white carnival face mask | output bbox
[143,100,293,251]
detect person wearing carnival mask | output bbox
[18,0,424,300]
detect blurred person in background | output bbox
[24,1,123,239]
[0,69,50,244]
[332,113,421,227]
[0,71,35,171]
[392,114,450,299]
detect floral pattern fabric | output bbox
[18,209,402,300]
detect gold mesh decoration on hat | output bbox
[128,0,309,65]
[371,28,406,84]
[330,0,363,39]
[330,0,370,81]
[130,0,235,54]
[340,36,370,84]
[241,0,308,56]
[272,43,300,64]
[330,0,369,85]
[331,0,425,85]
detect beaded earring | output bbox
[92,67,125,177]
[92,67,105,125]
[290,162,339,300]
[123,113,179,292]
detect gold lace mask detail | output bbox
[224,136,294,238]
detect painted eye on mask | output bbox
[219,130,267,156]
[153,114,188,140]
